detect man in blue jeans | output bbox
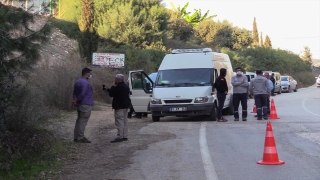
[214,68,228,122]
[231,67,249,121]
[249,69,271,120]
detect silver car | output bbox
[281,76,297,92]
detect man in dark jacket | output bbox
[270,73,276,96]
[107,74,131,143]
[214,68,228,122]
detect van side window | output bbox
[213,69,218,82]
[212,69,218,91]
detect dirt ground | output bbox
[49,104,174,180]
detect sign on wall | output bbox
[92,53,125,68]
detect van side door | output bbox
[128,71,154,113]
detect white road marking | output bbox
[302,98,320,117]
[199,122,219,180]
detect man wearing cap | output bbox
[249,69,271,120]
[107,74,131,143]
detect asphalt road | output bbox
[113,85,320,180]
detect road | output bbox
[112,85,320,180]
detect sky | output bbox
[162,0,320,59]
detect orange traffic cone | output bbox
[269,99,280,119]
[257,121,285,165]
[251,103,257,113]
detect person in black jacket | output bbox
[214,68,228,122]
[106,74,131,143]
[270,73,276,96]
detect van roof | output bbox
[159,52,230,70]
[172,48,213,54]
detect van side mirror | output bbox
[146,83,152,92]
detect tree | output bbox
[264,35,272,47]
[0,4,50,125]
[95,0,168,49]
[0,4,53,168]
[170,2,216,26]
[194,19,217,43]
[260,32,263,46]
[166,9,193,41]
[78,0,99,62]
[252,17,259,46]
[194,20,252,50]
[300,46,312,64]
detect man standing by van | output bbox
[214,68,228,122]
[107,74,131,143]
[249,70,271,120]
[231,67,249,121]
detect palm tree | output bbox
[170,2,216,26]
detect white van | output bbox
[147,48,234,122]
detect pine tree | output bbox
[260,32,264,46]
[264,35,272,47]
[252,17,259,47]
[78,0,98,63]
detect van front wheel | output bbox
[208,105,217,121]
[152,116,160,122]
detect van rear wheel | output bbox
[152,116,160,122]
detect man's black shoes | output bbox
[110,138,123,143]
[110,138,129,143]
[74,137,91,143]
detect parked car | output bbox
[281,75,297,92]
[148,72,157,82]
[316,75,320,87]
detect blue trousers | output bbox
[217,92,226,119]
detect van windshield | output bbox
[155,68,212,87]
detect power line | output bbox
[273,36,320,39]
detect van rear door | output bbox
[128,70,154,113]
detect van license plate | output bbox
[169,107,187,111]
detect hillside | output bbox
[29,15,79,66]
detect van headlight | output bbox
[151,98,162,104]
[194,97,209,103]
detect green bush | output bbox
[0,82,56,175]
